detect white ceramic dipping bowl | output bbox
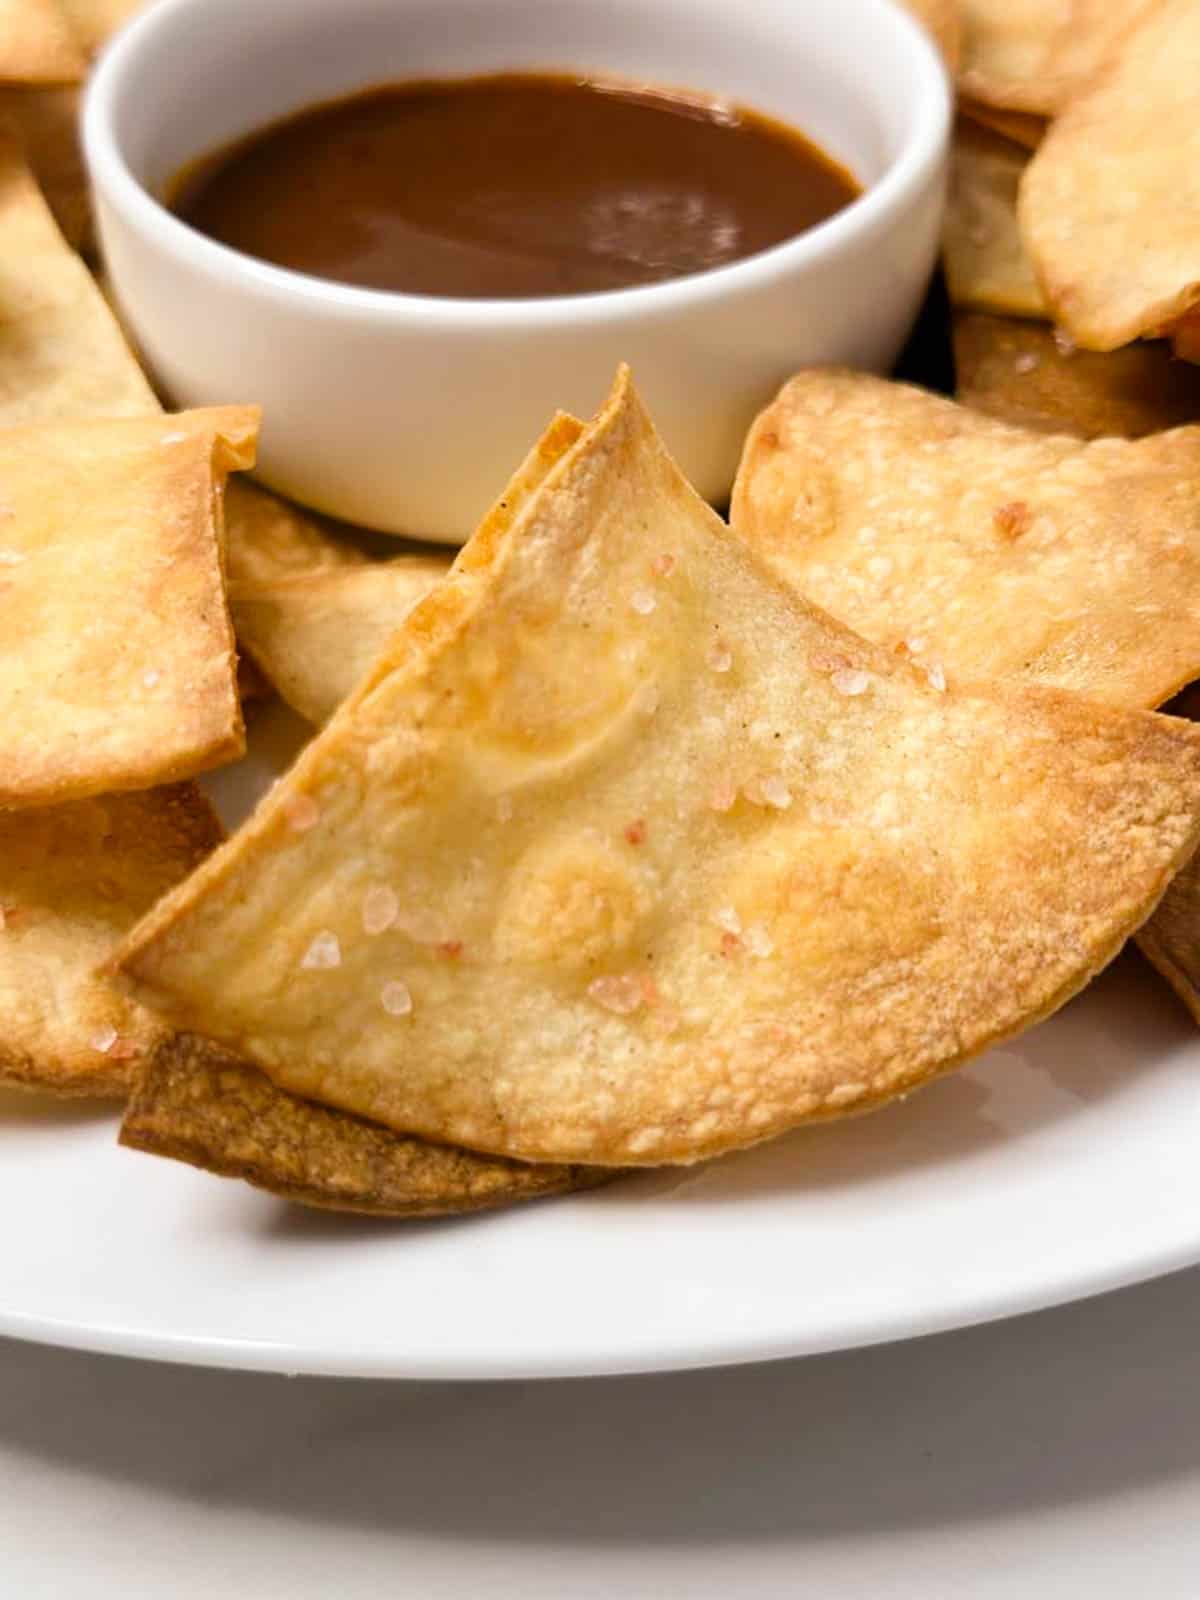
[85,0,950,542]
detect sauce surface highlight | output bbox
[171,72,860,300]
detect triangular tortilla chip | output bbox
[0,86,89,250]
[110,369,1200,1166]
[732,369,1200,710]
[1137,857,1200,1026]
[57,0,146,56]
[121,1033,610,1216]
[944,119,1046,319]
[229,415,583,723]
[231,559,454,726]
[958,100,1045,152]
[0,405,257,807]
[0,0,84,85]
[1019,0,1200,351]
[953,312,1200,438]
[221,479,370,586]
[901,0,962,70]
[958,0,1158,115]
[0,784,220,1096]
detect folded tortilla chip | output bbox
[0,784,221,1096]
[944,119,1046,319]
[0,406,257,807]
[0,0,84,85]
[231,559,454,726]
[953,312,1200,438]
[221,479,371,586]
[958,0,1158,115]
[958,100,1045,152]
[1019,0,1200,351]
[121,1033,610,1216]
[110,368,1200,1166]
[901,0,962,70]
[0,86,88,249]
[1137,858,1200,1026]
[733,369,1200,710]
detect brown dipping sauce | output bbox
[170,72,860,299]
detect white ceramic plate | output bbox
[2,700,1198,1381]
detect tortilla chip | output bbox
[0,406,257,807]
[1137,858,1200,1026]
[221,479,372,586]
[121,1033,610,1216]
[1019,0,1200,351]
[0,784,221,1096]
[733,369,1200,710]
[958,0,1158,115]
[958,100,1045,152]
[953,312,1200,438]
[901,0,962,70]
[0,86,89,249]
[1167,308,1200,365]
[0,0,84,85]
[57,0,146,55]
[944,119,1046,319]
[109,368,1200,1166]
[231,559,453,726]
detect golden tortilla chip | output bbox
[121,1033,610,1216]
[1137,858,1200,1026]
[958,0,1158,115]
[944,119,1046,319]
[1019,0,1200,351]
[0,784,221,1096]
[958,99,1045,151]
[0,0,84,85]
[901,0,962,70]
[1166,308,1200,365]
[110,369,1200,1166]
[0,131,156,418]
[222,480,371,586]
[231,559,454,726]
[0,86,88,249]
[732,370,1200,709]
[0,406,257,807]
[953,312,1200,438]
[57,0,146,55]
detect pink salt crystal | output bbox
[587,975,643,1015]
[651,553,676,577]
[831,667,870,697]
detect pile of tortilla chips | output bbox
[5,0,1200,1224]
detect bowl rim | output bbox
[83,0,951,330]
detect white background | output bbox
[2,1264,1197,1598]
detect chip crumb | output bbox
[706,640,734,673]
[993,499,1032,540]
[744,922,775,958]
[651,553,676,577]
[587,974,644,1015]
[630,588,657,615]
[301,930,341,970]
[624,818,647,845]
[89,1025,118,1055]
[362,885,399,935]
[380,979,412,1016]
[831,667,871,697]
[285,794,321,832]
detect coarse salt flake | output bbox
[760,775,792,810]
[709,778,738,813]
[1013,352,1039,374]
[706,640,733,673]
[301,930,341,970]
[142,668,161,689]
[867,555,893,581]
[381,979,413,1016]
[588,974,643,1015]
[0,549,22,565]
[630,588,657,615]
[285,794,320,832]
[1053,328,1076,357]
[159,430,189,445]
[90,1025,118,1055]
[713,905,742,936]
[926,662,947,693]
[831,667,870,697]
[362,885,399,935]
[744,922,774,958]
